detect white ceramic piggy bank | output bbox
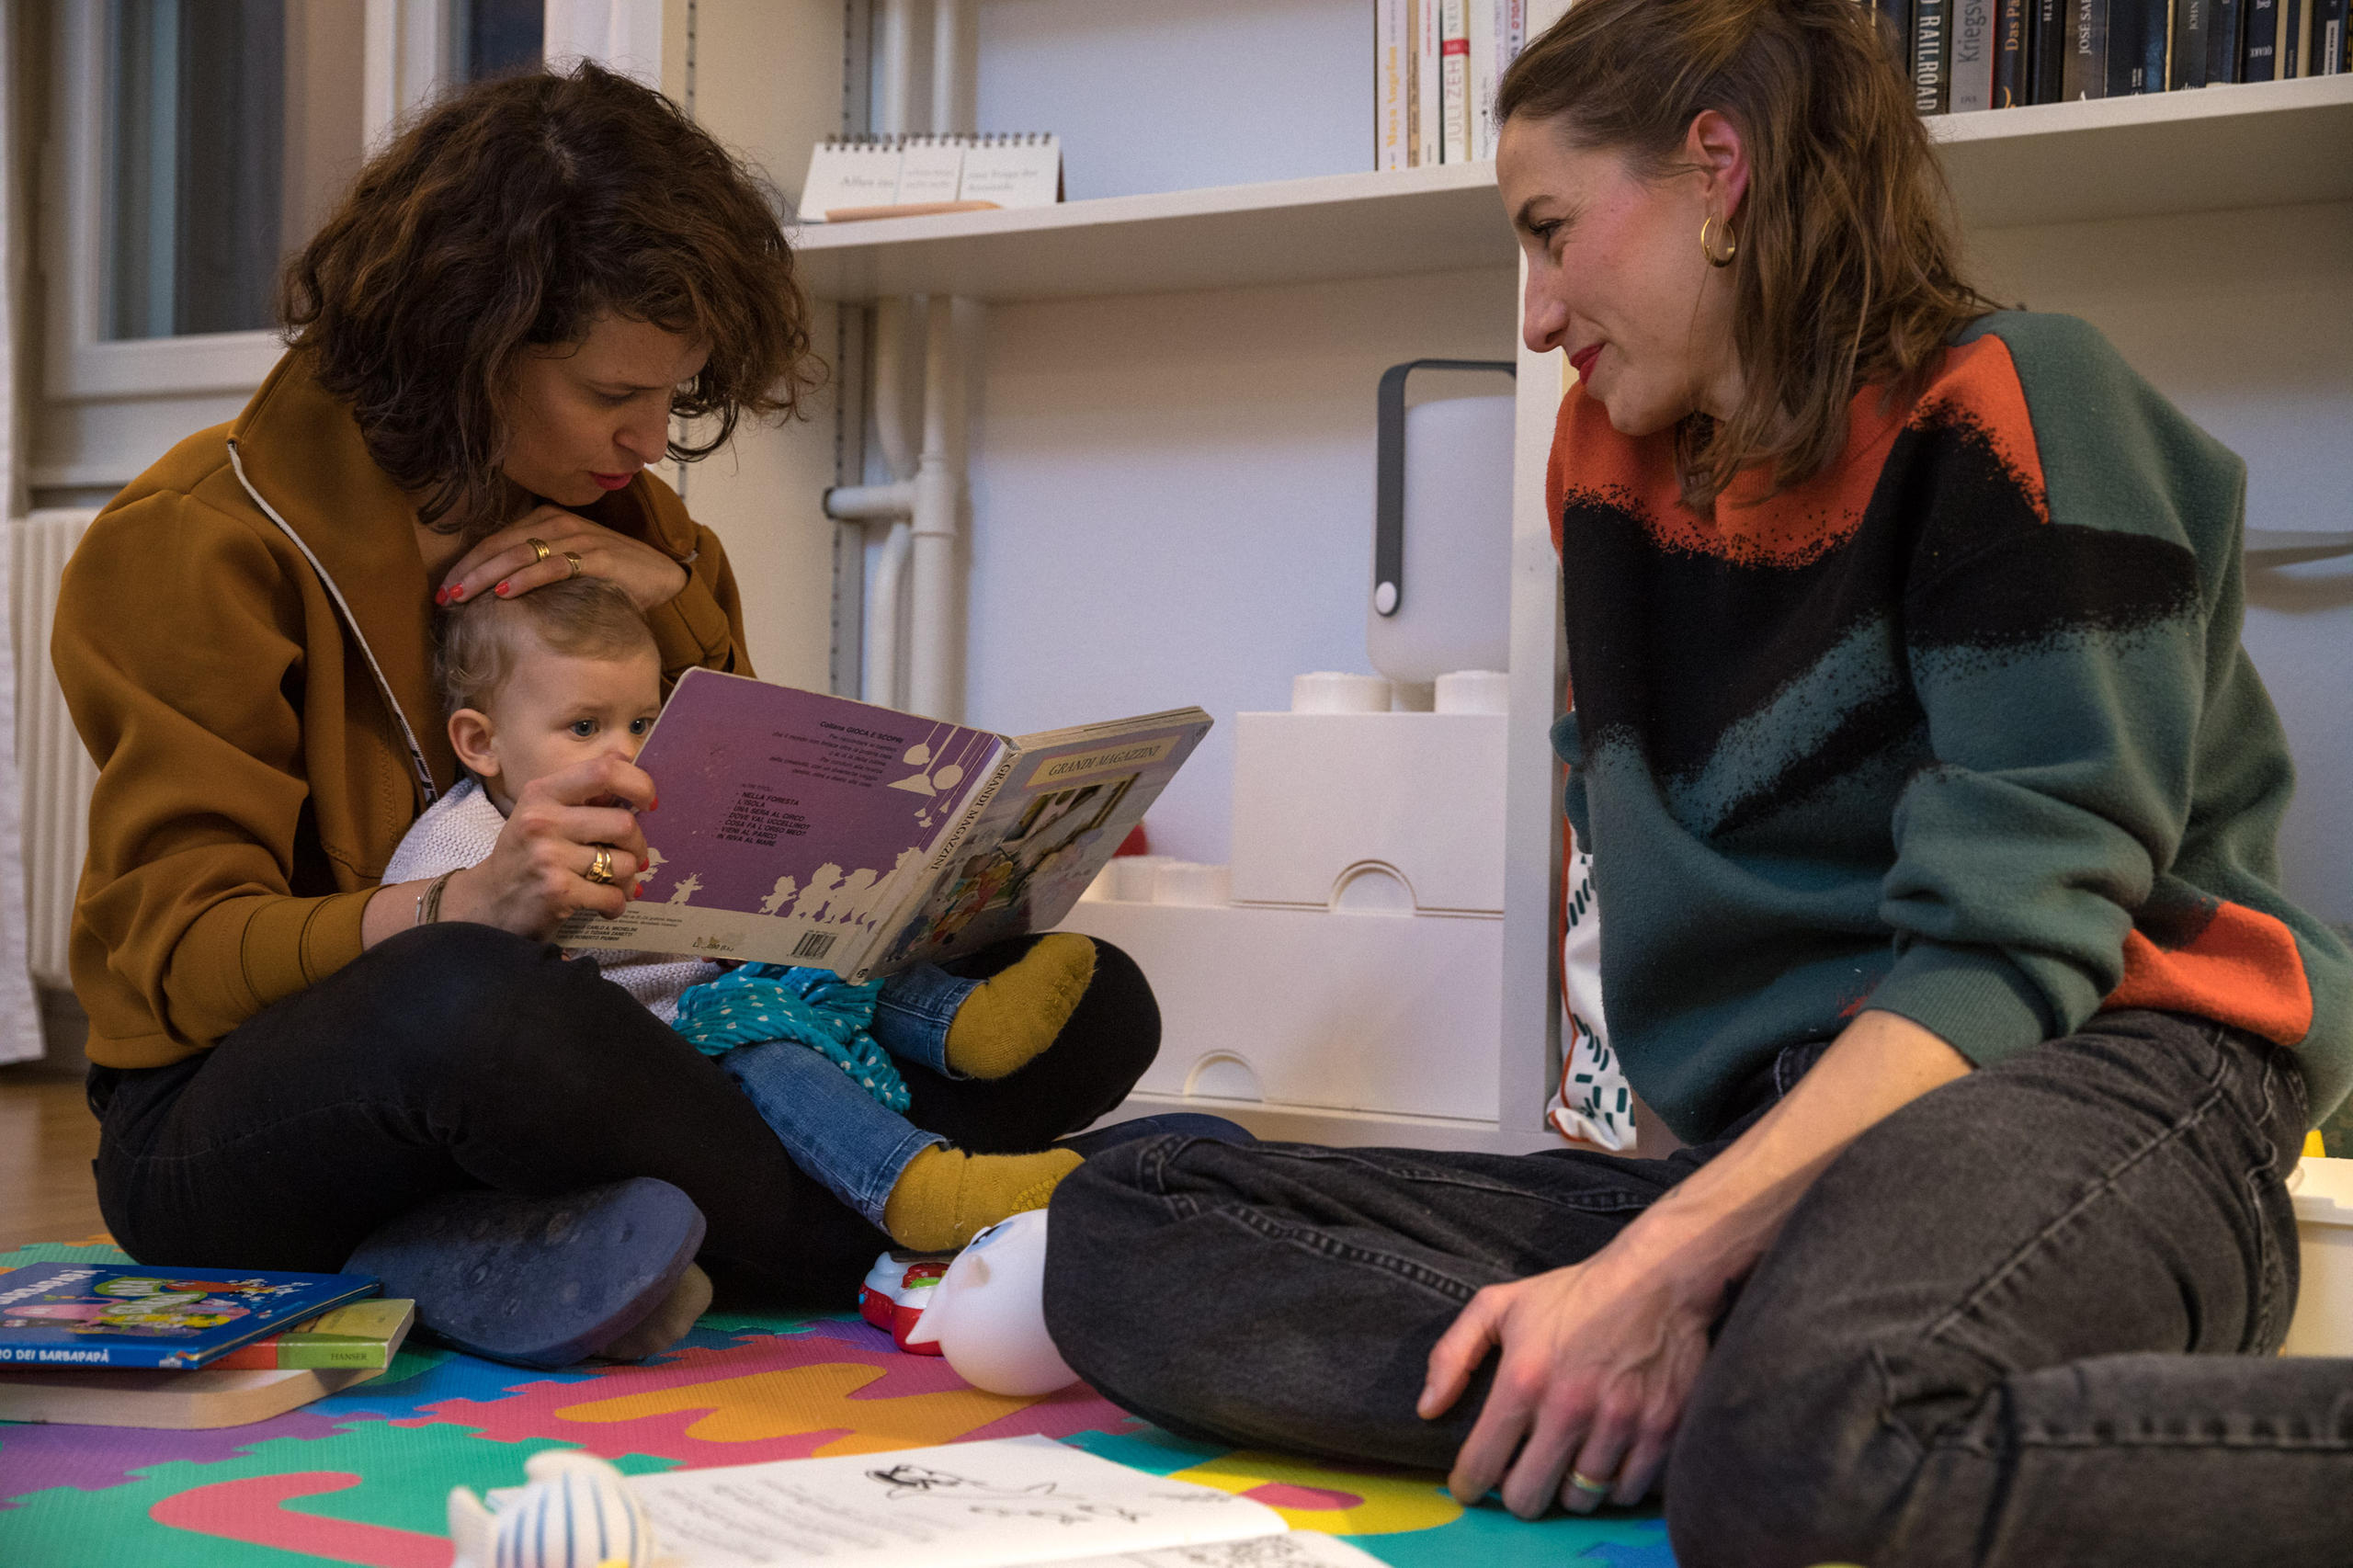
[902,1208,1080,1396]
[449,1449,659,1568]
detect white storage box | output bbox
[1228,710,1508,914]
[1060,896,1503,1122]
[2284,1154,2353,1357]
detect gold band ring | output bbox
[563,550,585,579]
[585,845,616,886]
[1567,1471,1612,1496]
[526,537,552,564]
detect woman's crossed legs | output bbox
[1046,1010,2347,1567]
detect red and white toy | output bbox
[858,1251,951,1355]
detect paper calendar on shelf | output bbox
[799,133,1063,222]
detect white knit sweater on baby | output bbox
[381,776,722,1022]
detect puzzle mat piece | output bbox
[1064,1428,1673,1566]
[400,1315,1134,1463]
[0,1417,672,1568]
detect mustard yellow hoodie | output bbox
[55,351,752,1067]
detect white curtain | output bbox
[0,6,49,1063]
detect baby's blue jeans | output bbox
[717,960,984,1228]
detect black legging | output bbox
[87,924,1160,1303]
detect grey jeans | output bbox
[1044,1010,2351,1566]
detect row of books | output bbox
[1371,0,1574,169]
[1877,0,2344,113]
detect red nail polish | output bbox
[647,796,659,812]
[450,585,466,602]
[434,586,449,607]
[494,582,510,597]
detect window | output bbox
[104,0,368,341]
[49,0,555,401]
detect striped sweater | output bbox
[1548,311,2349,1143]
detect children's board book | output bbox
[0,1262,380,1369]
[555,669,1211,983]
[0,1360,390,1429]
[204,1296,415,1371]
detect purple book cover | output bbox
[556,670,1008,973]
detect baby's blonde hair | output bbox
[434,576,658,716]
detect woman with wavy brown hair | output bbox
[1044,2,2351,1562]
[57,63,1166,1368]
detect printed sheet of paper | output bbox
[1052,1533,1386,1567]
[624,1437,1287,1568]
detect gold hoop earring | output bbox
[1699,215,1737,267]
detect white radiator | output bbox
[11,510,97,990]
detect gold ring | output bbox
[1567,1471,1612,1496]
[526,537,551,564]
[585,845,615,885]
[563,550,584,579]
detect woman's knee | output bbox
[1061,937,1159,1089]
[342,923,640,1081]
[1665,1327,1914,1568]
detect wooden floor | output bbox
[0,1066,108,1251]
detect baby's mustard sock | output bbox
[942,933,1097,1080]
[881,1145,1083,1254]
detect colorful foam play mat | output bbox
[0,1239,1673,1566]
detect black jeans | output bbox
[90,923,1159,1304]
[1047,1010,2348,1567]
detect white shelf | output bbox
[790,160,1513,304]
[1932,74,2353,229]
[790,76,2353,304]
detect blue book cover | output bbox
[0,1262,379,1369]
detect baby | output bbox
[382,577,1097,1253]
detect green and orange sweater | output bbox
[1548,311,2349,1143]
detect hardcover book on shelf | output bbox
[1996,0,2033,103]
[2279,0,2310,72]
[0,1263,379,1370]
[2318,0,2347,70]
[1413,0,1440,166]
[2207,0,2245,79]
[1377,0,1407,170]
[1439,0,1471,163]
[2172,0,2211,84]
[1915,0,1953,111]
[552,670,1211,983]
[2245,0,2280,75]
[1881,0,1919,78]
[2035,0,2075,97]
[2065,0,2110,96]
[2105,0,2167,91]
[1953,0,1996,108]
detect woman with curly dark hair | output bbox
[1044,2,2351,1562]
[57,63,1166,1367]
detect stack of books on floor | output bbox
[0,1261,409,1428]
[1877,0,2345,114]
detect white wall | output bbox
[973,0,1370,199]
[962,266,1518,865]
[1972,200,2353,921]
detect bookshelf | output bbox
[790,76,2353,305]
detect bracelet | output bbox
[415,869,459,927]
